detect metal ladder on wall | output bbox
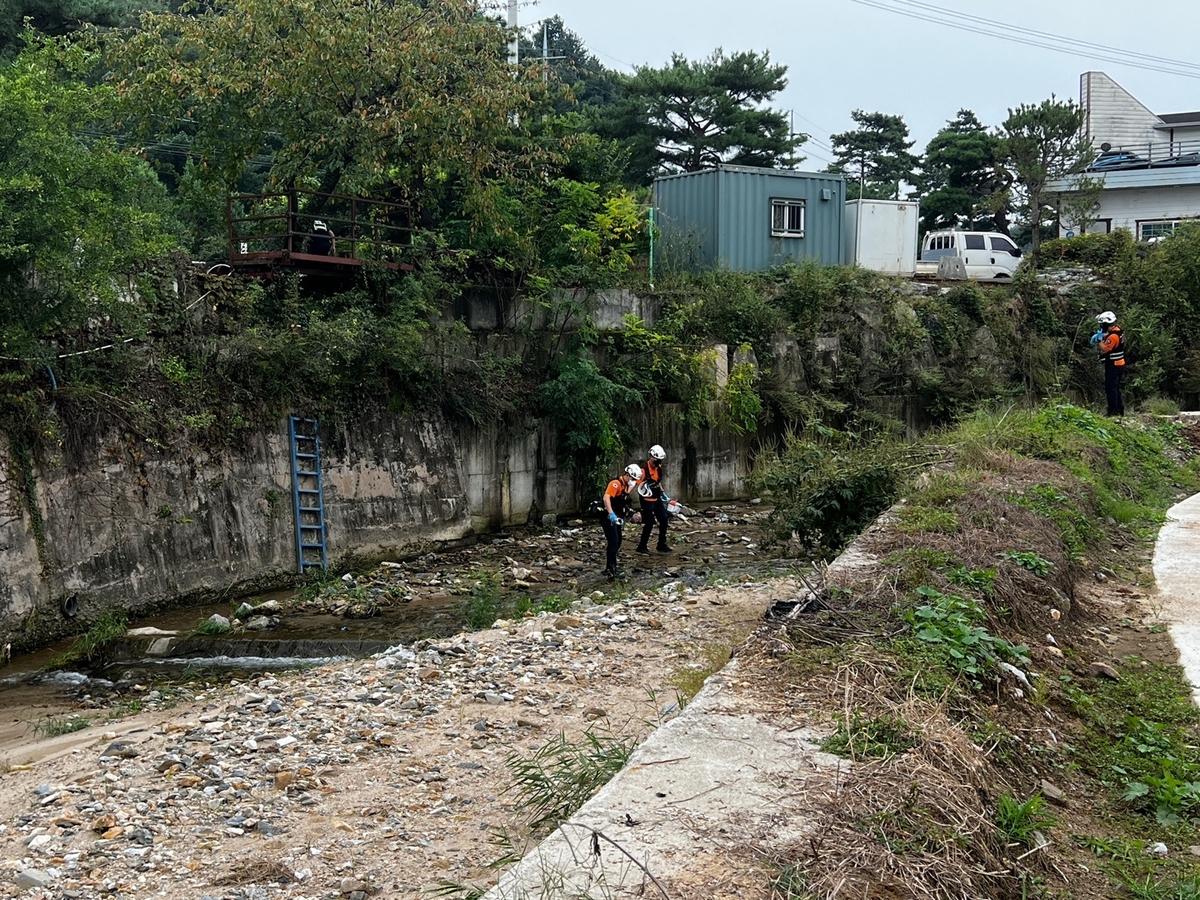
[288,417,328,573]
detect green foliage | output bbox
[506,728,638,834]
[107,0,541,219]
[0,0,150,59]
[537,349,642,486]
[829,110,920,201]
[993,793,1056,847]
[821,711,917,760]
[901,586,1028,689]
[50,610,127,669]
[603,49,802,183]
[460,571,505,631]
[999,549,1052,576]
[947,566,995,595]
[751,429,901,555]
[0,37,176,358]
[1066,661,1200,827]
[720,354,763,435]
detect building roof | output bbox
[1156,112,1200,128]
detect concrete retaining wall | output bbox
[0,404,750,651]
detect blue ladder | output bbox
[288,416,328,573]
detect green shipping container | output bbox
[654,164,846,272]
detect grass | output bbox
[461,570,505,630]
[668,642,732,700]
[49,610,128,669]
[994,793,1056,847]
[821,711,917,761]
[32,714,92,738]
[506,727,638,835]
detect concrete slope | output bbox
[1153,491,1200,704]
[484,659,844,899]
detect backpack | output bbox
[1120,331,1135,366]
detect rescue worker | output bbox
[635,444,671,555]
[600,464,641,580]
[1094,310,1125,417]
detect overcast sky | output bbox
[527,0,1200,168]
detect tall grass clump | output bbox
[50,610,128,669]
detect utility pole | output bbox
[540,21,566,83]
[507,0,519,67]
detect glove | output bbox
[661,493,670,504]
[1089,331,1103,346]
[608,512,619,525]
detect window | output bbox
[1139,220,1179,241]
[964,234,986,250]
[989,236,1018,255]
[771,199,805,237]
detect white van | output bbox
[919,230,1022,280]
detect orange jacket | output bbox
[1098,326,1125,367]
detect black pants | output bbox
[1105,365,1124,417]
[600,515,622,573]
[638,498,669,550]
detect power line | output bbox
[892,0,1200,74]
[848,0,1200,80]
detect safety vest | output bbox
[1099,327,1125,367]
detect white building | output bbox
[1051,72,1200,241]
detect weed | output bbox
[1124,766,1200,825]
[49,610,128,669]
[516,594,576,617]
[947,566,996,595]
[821,710,917,760]
[506,728,638,834]
[901,586,1028,689]
[1000,549,1052,576]
[994,793,1056,847]
[461,570,505,630]
[32,714,91,737]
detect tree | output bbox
[517,16,619,113]
[0,0,151,59]
[0,37,175,355]
[602,49,805,184]
[920,109,1006,233]
[829,110,919,200]
[105,0,543,224]
[999,97,1092,259]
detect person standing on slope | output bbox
[1093,311,1126,417]
[599,464,641,580]
[635,444,671,555]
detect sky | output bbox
[523,0,1200,169]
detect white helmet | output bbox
[624,464,643,481]
[1095,311,1116,325]
[649,444,666,461]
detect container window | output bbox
[964,234,986,250]
[770,199,805,237]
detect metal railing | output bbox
[226,190,414,267]
[1092,138,1200,167]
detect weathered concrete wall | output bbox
[0,404,751,651]
[0,413,473,652]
